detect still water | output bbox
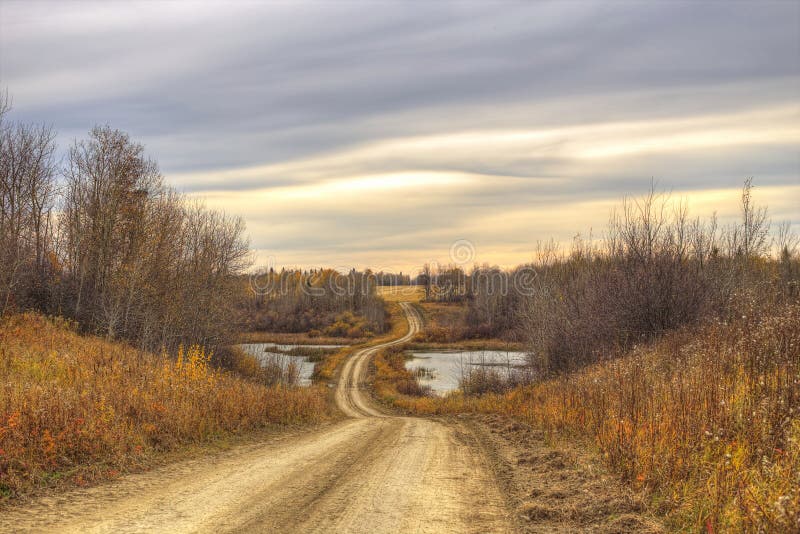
[238,343,331,386]
[404,350,528,395]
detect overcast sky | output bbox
[1,0,798,272]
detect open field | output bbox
[376,285,425,302]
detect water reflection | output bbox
[238,343,327,386]
[404,350,528,395]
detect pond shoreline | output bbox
[404,349,529,395]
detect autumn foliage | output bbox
[378,305,800,532]
[380,184,799,531]
[240,268,387,337]
[0,313,330,499]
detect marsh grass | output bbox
[281,346,337,362]
[373,345,432,400]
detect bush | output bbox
[372,345,432,401]
[460,367,513,396]
[381,305,800,532]
[239,269,388,336]
[459,181,799,374]
[0,313,330,499]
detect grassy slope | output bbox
[0,313,331,500]
[375,305,800,532]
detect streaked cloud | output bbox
[1,0,798,271]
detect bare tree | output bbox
[737,177,770,258]
[60,126,163,334]
[0,95,58,313]
[57,126,251,350]
[775,221,799,260]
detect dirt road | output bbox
[1,303,512,533]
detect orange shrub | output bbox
[0,313,330,499]
[380,305,800,532]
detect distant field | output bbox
[377,285,425,302]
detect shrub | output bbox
[372,345,431,401]
[380,305,800,531]
[0,313,330,499]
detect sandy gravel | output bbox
[0,303,513,533]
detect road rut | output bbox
[1,302,512,533]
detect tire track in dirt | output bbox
[0,302,512,533]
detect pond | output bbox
[238,343,342,386]
[404,350,528,395]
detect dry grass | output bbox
[377,305,800,532]
[406,339,525,352]
[411,301,467,343]
[372,345,431,400]
[472,414,663,533]
[313,344,351,382]
[377,285,425,302]
[314,301,410,381]
[410,301,521,349]
[0,313,331,499]
[236,331,367,346]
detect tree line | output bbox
[0,94,250,352]
[421,181,799,373]
[374,271,412,286]
[241,267,387,337]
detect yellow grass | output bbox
[314,301,410,381]
[376,305,800,532]
[372,345,429,400]
[377,285,424,302]
[236,331,367,346]
[0,313,331,499]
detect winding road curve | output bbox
[1,302,511,533]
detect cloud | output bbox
[1,0,798,270]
